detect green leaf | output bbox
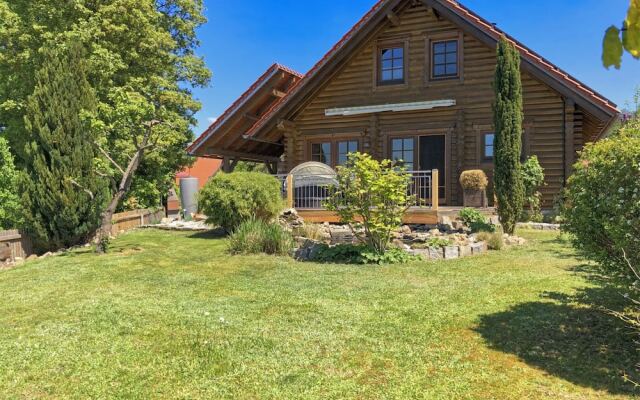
[603,26,624,69]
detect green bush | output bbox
[312,244,418,265]
[199,172,283,232]
[459,208,495,233]
[0,137,21,230]
[520,156,545,222]
[563,129,640,284]
[326,152,412,254]
[228,219,293,256]
[460,170,489,191]
[476,231,504,251]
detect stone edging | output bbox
[516,222,561,231]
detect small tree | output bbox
[493,37,525,235]
[0,136,21,230]
[326,153,411,254]
[521,156,545,222]
[21,42,107,252]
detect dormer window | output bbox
[378,44,405,85]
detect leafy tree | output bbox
[326,152,411,254]
[0,0,211,212]
[493,37,525,235]
[603,0,640,69]
[0,136,21,230]
[20,43,107,252]
[520,156,545,222]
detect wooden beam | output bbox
[202,148,281,163]
[431,169,440,211]
[244,113,260,121]
[564,99,576,182]
[286,175,294,209]
[272,89,287,98]
[386,11,400,26]
[277,119,298,133]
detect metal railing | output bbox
[276,170,439,210]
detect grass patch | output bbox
[0,229,636,398]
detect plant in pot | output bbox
[460,170,489,208]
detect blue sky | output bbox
[192,0,640,135]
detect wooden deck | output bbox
[298,207,496,225]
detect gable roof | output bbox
[245,0,618,140]
[187,63,302,158]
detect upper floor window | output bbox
[311,142,332,165]
[432,39,459,79]
[378,45,405,85]
[391,138,415,171]
[337,140,359,166]
[483,133,495,161]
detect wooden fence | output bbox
[111,208,165,236]
[0,208,165,262]
[0,230,33,260]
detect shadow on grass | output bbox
[476,286,638,395]
[188,229,227,240]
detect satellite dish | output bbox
[289,162,337,188]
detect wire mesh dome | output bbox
[289,162,337,188]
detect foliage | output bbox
[460,170,489,191]
[562,129,640,285]
[0,136,21,230]
[312,244,418,265]
[326,152,412,254]
[426,237,453,249]
[233,161,268,173]
[459,208,495,233]
[493,37,525,235]
[0,0,211,210]
[228,219,293,256]
[603,0,640,69]
[20,43,108,252]
[199,172,283,233]
[520,156,545,222]
[292,224,324,241]
[477,231,505,251]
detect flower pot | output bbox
[463,189,488,208]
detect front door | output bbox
[419,135,446,202]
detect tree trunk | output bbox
[95,147,145,253]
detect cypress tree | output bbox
[493,37,525,235]
[21,42,107,252]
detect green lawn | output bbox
[0,229,637,399]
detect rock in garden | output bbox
[278,209,305,230]
[444,246,460,260]
[471,242,488,255]
[460,245,473,257]
[429,247,444,260]
[0,243,11,262]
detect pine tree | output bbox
[0,136,21,230]
[493,37,525,235]
[21,42,107,252]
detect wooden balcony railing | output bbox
[275,169,440,211]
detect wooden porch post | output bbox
[286,174,294,209]
[431,169,439,211]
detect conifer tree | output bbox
[493,37,525,235]
[21,42,107,252]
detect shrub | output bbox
[326,152,411,254]
[520,156,545,222]
[0,137,21,230]
[563,130,640,285]
[459,208,495,233]
[312,244,418,265]
[292,224,324,241]
[493,37,525,235]
[460,170,489,191]
[199,172,283,233]
[476,231,504,251]
[228,219,293,256]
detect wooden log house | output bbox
[188,0,619,221]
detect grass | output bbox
[0,229,637,399]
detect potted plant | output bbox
[460,170,489,208]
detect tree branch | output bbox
[67,178,95,200]
[95,142,126,175]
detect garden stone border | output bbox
[516,222,561,231]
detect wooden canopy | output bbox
[187,64,302,168]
